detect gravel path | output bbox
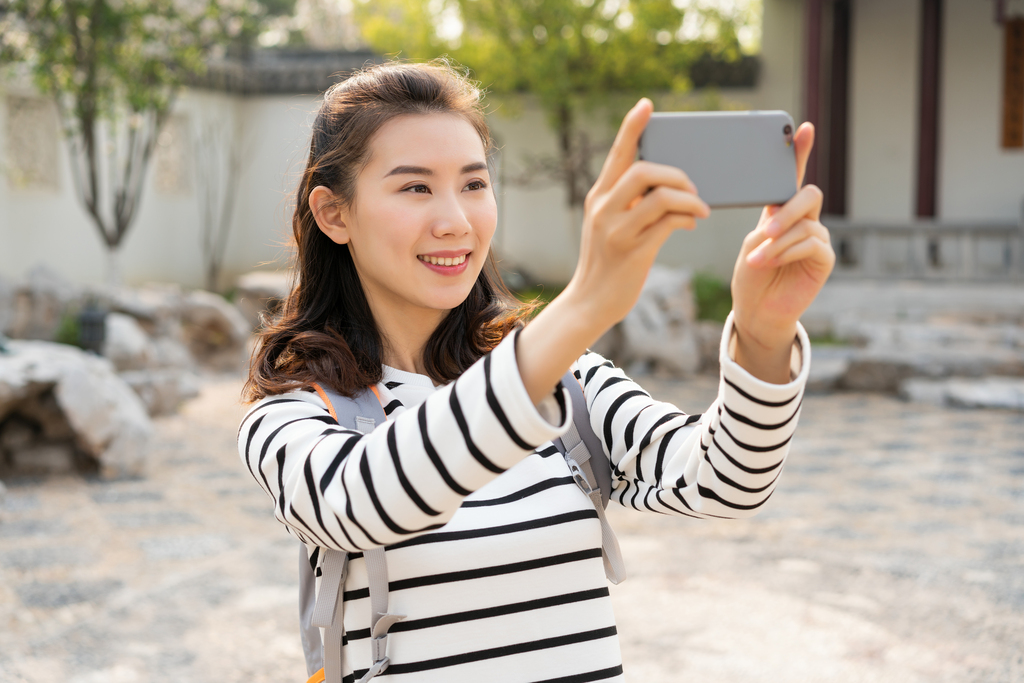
[1,374,1021,682]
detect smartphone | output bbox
[638,110,798,208]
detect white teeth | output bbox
[419,254,467,266]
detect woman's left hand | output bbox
[730,122,836,383]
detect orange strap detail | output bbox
[306,668,325,683]
[311,383,387,424]
[311,383,338,422]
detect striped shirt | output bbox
[238,315,810,682]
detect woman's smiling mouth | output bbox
[418,254,468,266]
[417,252,471,275]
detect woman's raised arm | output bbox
[517,100,834,402]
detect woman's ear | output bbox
[309,186,351,244]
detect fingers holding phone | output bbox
[570,99,710,330]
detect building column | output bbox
[803,0,824,188]
[916,0,943,218]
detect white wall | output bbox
[759,0,805,117]
[0,87,318,290]
[847,0,920,222]
[225,93,321,283]
[940,0,1024,221]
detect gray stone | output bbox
[106,511,198,528]
[595,266,701,377]
[0,518,68,537]
[8,442,76,475]
[235,270,292,328]
[0,340,152,478]
[179,290,252,371]
[802,280,1024,335]
[138,534,229,560]
[695,321,725,373]
[90,489,163,504]
[151,336,194,369]
[806,347,853,392]
[119,368,201,417]
[6,264,82,341]
[0,491,39,512]
[0,417,35,453]
[840,345,1024,392]
[901,377,1024,410]
[0,547,91,569]
[96,283,183,332]
[16,579,122,608]
[102,312,156,371]
[0,274,14,337]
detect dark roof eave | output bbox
[190,49,385,96]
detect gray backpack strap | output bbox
[358,547,405,682]
[312,548,349,683]
[555,371,627,585]
[309,383,404,683]
[299,544,325,676]
[559,371,612,507]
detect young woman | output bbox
[239,60,834,683]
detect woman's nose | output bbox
[431,193,472,237]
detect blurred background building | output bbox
[0,0,1022,290]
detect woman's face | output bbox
[336,113,497,326]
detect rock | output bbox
[696,320,725,373]
[901,377,1024,410]
[151,336,195,369]
[0,340,152,478]
[119,369,201,417]
[180,290,252,371]
[807,347,854,392]
[0,274,14,337]
[102,312,156,371]
[96,283,183,330]
[235,270,292,328]
[619,266,700,377]
[6,264,82,341]
[899,378,952,406]
[840,346,1024,392]
[9,442,76,475]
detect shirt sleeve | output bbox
[576,311,810,518]
[237,329,571,552]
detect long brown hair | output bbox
[244,59,535,401]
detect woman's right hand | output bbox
[516,98,709,404]
[570,97,710,329]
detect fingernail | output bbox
[746,250,764,265]
[765,220,780,237]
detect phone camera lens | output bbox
[783,124,793,136]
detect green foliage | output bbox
[512,283,565,317]
[54,310,83,348]
[0,0,255,117]
[692,271,732,322]
[0,0,270,263]
[355,0,756,206]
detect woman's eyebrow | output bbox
[385,161,488,178]
[386,165,432,177]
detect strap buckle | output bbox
[566,458,594,496]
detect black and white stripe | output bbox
[238,316,811,681]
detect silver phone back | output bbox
[639,111,798,208]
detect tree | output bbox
[356,0,758,206]
[0,0,268,283]
[193,115,244,293]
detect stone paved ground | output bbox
[1,373,1022,683]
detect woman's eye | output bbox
[403,183,430,194]
[465,180,488,191]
